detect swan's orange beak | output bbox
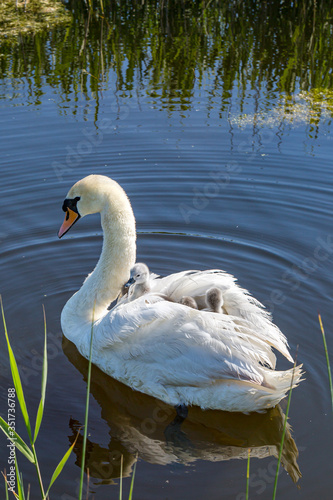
[58,208,80,238]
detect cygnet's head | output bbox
[205,287,223,313]
[179,296,198,309]
[125,263,150,287]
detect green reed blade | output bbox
[31,444,46,499]
[15,456,25,500]
[45,435,79,498]
[318,313,333,413]
[0,416,34,463]
[5,477,9,500]
[128,458,137,500]
[3,471,10,500]
[79,302,95,500]
[119,454,123,500]
[2,469,19,499]
[33,306,48,444]
[99,0,104,15]
[272,350,298,500]
[246,448,250,500]
[1,296,32,443]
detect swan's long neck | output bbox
[62,192,136,327]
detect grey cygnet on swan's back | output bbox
[125,262,151,301]
[205,287,223,313]
[179,296,198,309]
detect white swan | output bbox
[58,174,303,413]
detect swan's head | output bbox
[205,287,223,313]
[58,175,133,238]
[125,263,150,287]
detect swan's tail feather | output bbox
[263,364,304,392]
[197,367,304,412]
[222,288,294,364]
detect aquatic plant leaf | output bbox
[119,454,123,500]
[1,297,32,443]
[33,307,48,444]
[5,476,9,500]
[272,350,298,499]
[79,301,95,500]
[2,469,19,498]
[128,459,137,500]
[15,456,25,500]
[246,448,250,500]
[0,416,34,464]
[45,439,77,497]
[318,313,333,413]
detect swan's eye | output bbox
[62,196,81,214]
[136,274,141,279]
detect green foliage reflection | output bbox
[1,0,333,118]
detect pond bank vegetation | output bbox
[0,0,71,38]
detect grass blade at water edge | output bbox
[128,458,137,500]
[2,470,18,499]
[99,0,104,15]
[246,448,250,500]
[272,349,298,500]
[15,456,25,500]
[31,444,46,499]
[0,416,34,463]
[318,313,333,413]
[44,433,79,499]
[79,302,95,500]
[4,472,9,500]
[33,306,48,444]
[1,296,32,443]
[119,455,123,500]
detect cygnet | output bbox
[179,296,198,309]
[124,263,151,301]
[205,287,224,313]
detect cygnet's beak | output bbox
[124,277,135,288]
[58,208,80,238]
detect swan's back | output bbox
[149,269,293,367]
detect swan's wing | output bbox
[149,272,160,281]
[96,295,277,389]
[150,270,293,364]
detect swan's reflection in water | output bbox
[63,337,301,486]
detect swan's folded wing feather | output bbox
[150,269,293,364]
[96,295,276,388]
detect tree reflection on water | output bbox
[1,0,333,124]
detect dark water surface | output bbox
[1,2,333,499]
